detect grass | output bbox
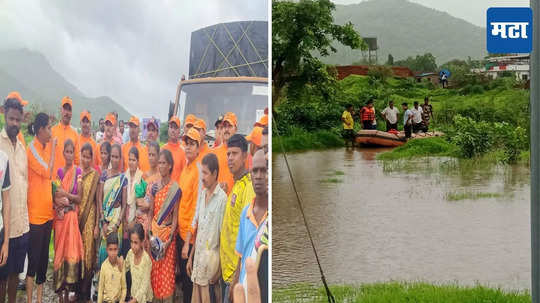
[377,137,530,167]
[376,137,459,161]
[320,177,342,183]
[446,191,506,201]
[273,128,344,153]
[272,282,531,303]
[332,170,345,176]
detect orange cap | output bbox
[6,91,28,106]
[183,128,201,143]
[169,116,181,127]
[185,114,197,127]
[223,112,237,127]
[61,96,72,108]
[105,113,116,126]
[255,114,268,127]
[80,110,91,122]
[128,116,140,127]
[194,118,207,131]
[246,126,263,146]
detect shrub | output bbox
[449,115,493,158]
[493,122,528,163]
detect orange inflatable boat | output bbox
[355,130,406,147]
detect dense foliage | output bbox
[272,0,365,106]
[275,74,530,162]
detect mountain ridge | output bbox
[322,0,486,66]
[0,48,131,126]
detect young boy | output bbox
[98,234,126,303]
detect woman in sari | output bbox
[123,146,143,258]
[142,141,160,184]
[98,141,111,176]
[137,141,160,246]
[97,144,127,268]
[53,139,84,303]
[149,149,181,302]
[77,143,99,303]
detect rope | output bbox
[272,116,335,303]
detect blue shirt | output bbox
[234,201,268,284]
[403,109,413,125]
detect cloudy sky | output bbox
[0,1,268,119]
[332,0,529,27]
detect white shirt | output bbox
[411,107,423,124]
[191,184,227,285]
[381,106,400,124]
[96,131,104,143]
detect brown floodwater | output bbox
[272,147,530,291]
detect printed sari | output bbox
[53,166,84,292]
[150,181,182,300]
[77,168,99,299]
[98,171,127,267]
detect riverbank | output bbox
[273,128,344,153]
[273,282,530,302]
[377,137,530,165]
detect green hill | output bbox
[322,0,486,66]
[0,49,131,126]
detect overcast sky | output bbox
[332,0,530,27]
[0,1,268,119]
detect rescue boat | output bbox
[355,130,444,147]
[355,130,406,147]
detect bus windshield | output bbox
[178,80,268,139]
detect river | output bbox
[272,147,530,291]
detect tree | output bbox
[272,0,366,106]
[394,53,437,72]
[386,54,394,65]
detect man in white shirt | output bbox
[411,101,424,133]
[381,100,400,132]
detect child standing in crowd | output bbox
[124,223,153,303]
[97,233,126,303]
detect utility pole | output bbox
[531,1,539,302]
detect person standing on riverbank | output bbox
[381,100,400,132]
[421,97,434,132]
[360,100,376,130]
[341,104,355,147]
[411,101,424,133]
[402,103,413,139]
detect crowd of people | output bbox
[0,91,269,303]
[341,96,434,145]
